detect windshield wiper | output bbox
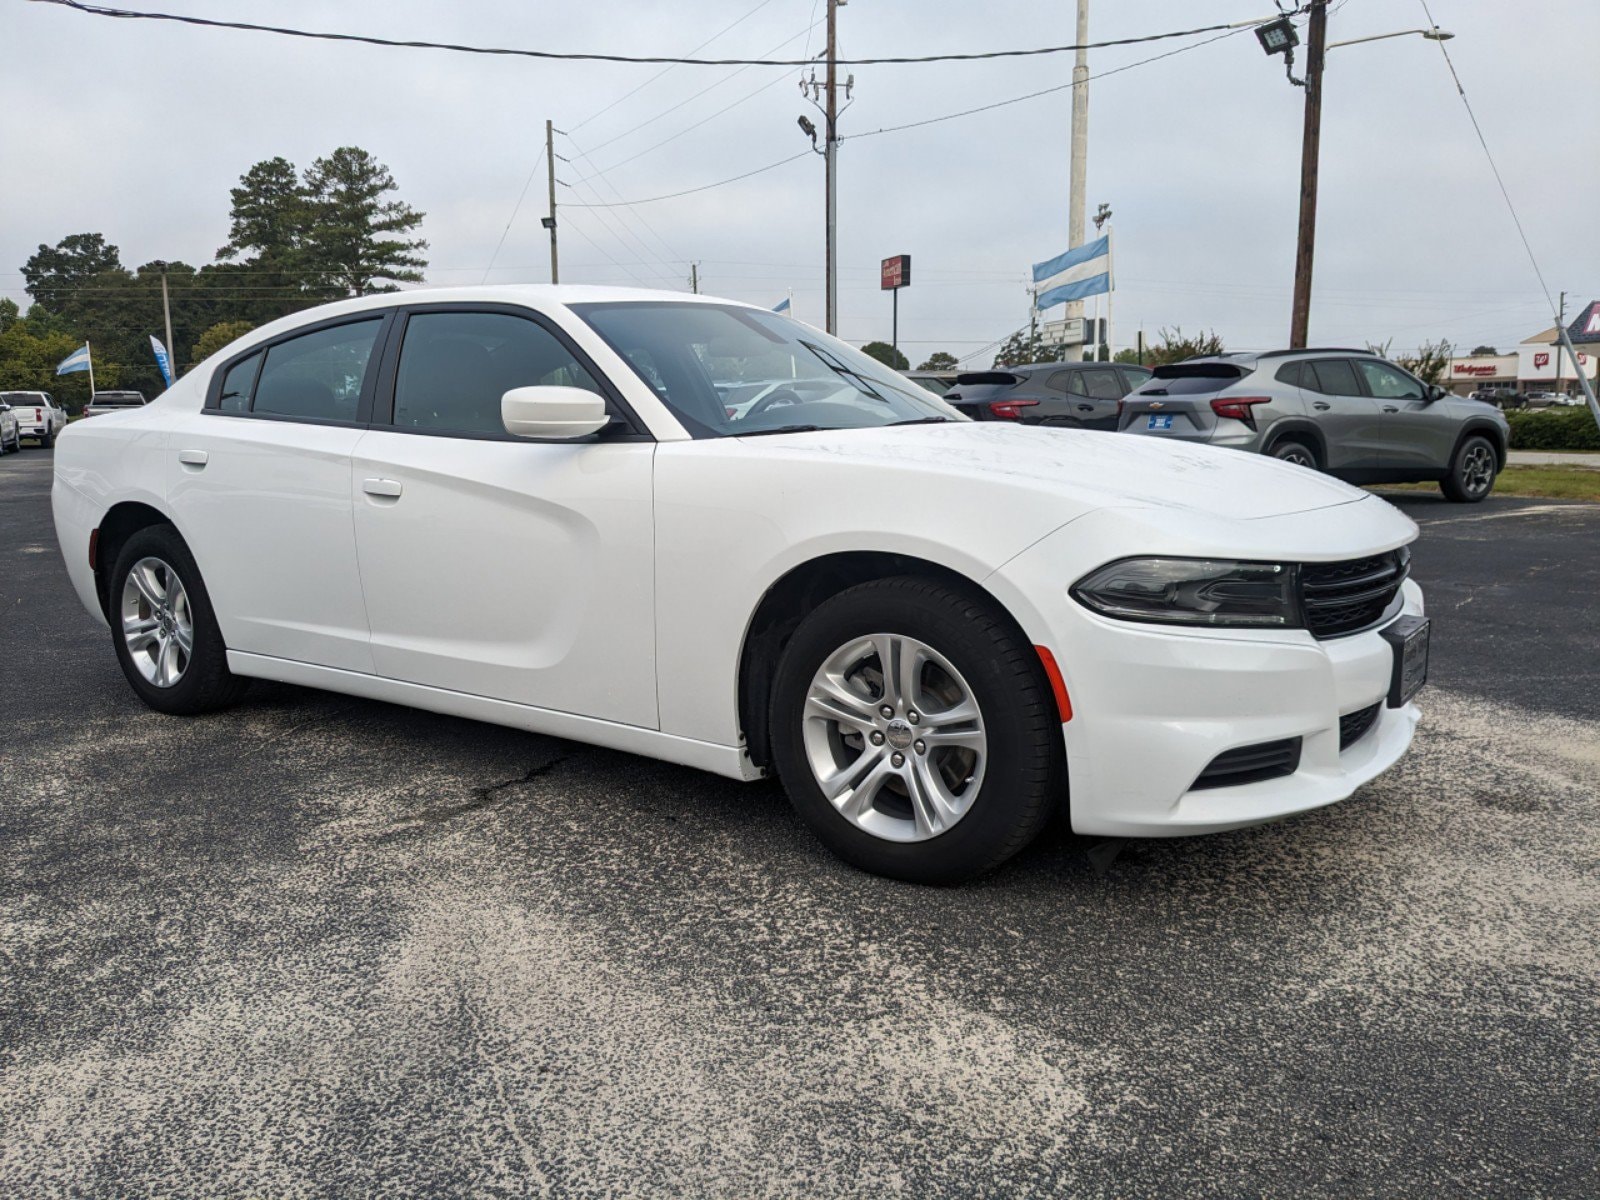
[732,424,827,437]
[885,416,954,427]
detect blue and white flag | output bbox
[1032,234,1112,309]
[772,296,792,314]
[56,343,92,375]
[149,335,174,387]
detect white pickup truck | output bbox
[0,391,69,448]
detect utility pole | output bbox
[545,119,559,285]
[1067,0,1090,339]
[1553,292,1567,394]
[824,0,839,335]
[1289,0,1328,349]
[690,262,699,294]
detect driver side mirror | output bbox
[501,386,610,440]
[1424,383,1446,402]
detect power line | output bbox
[559,151,813,208]
[569,0,781,133]
[26,1,1245,67]
[847,25,1251,142]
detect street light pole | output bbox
[1289,0,1327,349]
[824,0,839,335]
[1067,0,1090,339]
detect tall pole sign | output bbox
[881,255,911,363]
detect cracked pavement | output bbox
[3,453,1598,1197]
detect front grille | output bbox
[1300,551,1408,638]
[1190,736,1303,791]
[1338,702,1381,751]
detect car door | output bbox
[349,304,658,729]
[1355,358,1453,472]
[1300,357,1387,472]
[165,313,391,673]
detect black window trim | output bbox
[369,301,651,444]
[202,310,398,429]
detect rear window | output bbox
[948,371,1025,401]
[90,394,146,407]
[1137,363,1247,396]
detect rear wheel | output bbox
[769,576,1063,884]
[1270,439,1318,469]
[109,525,248,715]
[1441,434,1498,503]
[39,431,54,450]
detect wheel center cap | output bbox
[885,719,914,750]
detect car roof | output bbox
[1179,348,1380,368]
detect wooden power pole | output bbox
[545,119,559,285]
[1290,0,1328,349]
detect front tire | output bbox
[109,525,248,715]
[1441,434,1498,503]
[769,576,1063,884]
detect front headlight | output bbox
[1071,557,1299,628]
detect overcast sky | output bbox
[3,0,1596,361]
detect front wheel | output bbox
[109,525,248,715]
[769,577,1063,884]
[1440,435,1498,503]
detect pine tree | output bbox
[302,147,427,295]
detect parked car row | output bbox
[1468,386,1586,410]
[0,391,152,459]
[913,349,1509,503]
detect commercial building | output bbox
[1445,299,1599,396]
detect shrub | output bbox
[1505,406,1600,451]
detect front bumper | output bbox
[988,504,1423,837]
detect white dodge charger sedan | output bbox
[51,287,1429,882]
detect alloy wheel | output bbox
[1461,443,1494,497]
[801,633,987,843]
[120,556,193,688]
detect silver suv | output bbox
[1118,349,1512,502]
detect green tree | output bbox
[0,297,17,332]
[860,341,909,371]
[1470,344,1497,356]
[192,320,256,363]
[302,147,427,295]
[916,351,958,371]
[0,312,118,411]
[1146,327,1224,367]
[992,328,1066,368]
[217,156,308,266]
[22,233,125,311]
[1113,347,1144,365]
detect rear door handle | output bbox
[1383,405,1400,413]
[362,478,403,499]
[1077,404,1095,412]
[177,449,208,468]
[1312,401,1331,411]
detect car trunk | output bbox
[943,371,1025,421]
[1118,363,1248,438]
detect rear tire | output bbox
[768,576,1063,884]
[109,525,248,715]
[1440,434,1498,503]
[39,432,54,450]
[1270,439,1318,469]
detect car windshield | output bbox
[572,301,962,437]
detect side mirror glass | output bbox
[501,385,611,440]
[1425,384,1446,402]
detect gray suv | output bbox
[1118,349,1511,502]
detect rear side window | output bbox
[1047,371,1081,393]
[1307,359,1361,396]
[1275,361,1306,387]
[252,320,383,422]
[1120,366,1153,389]
[217,353,261,413]
[392,312,603,436]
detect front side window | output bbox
[573,301,960,437]
[251,319,382,421]
[1080,368,1123,400]
[1357,360,1425,400]
[392,311,602,436]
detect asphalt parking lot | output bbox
[3,449,1597,1197]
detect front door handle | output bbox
[1383,405,1400,413]
[362,478,403,499]
[177,449,208,468]
[1312,401,1331,411]
[1077,404,1095,412]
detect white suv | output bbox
[0,391,69,448]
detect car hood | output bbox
[739,422,1372,520]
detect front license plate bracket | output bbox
[1380,615,1429,708]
